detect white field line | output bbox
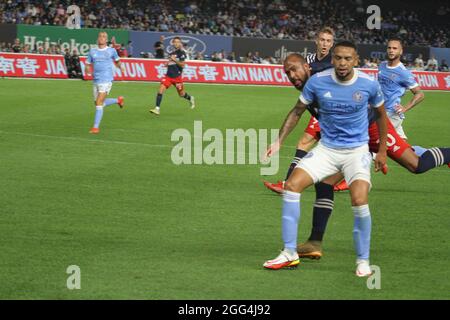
[1,130,449,173]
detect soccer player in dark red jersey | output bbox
[150,37,195,115]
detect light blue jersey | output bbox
[378,61,418,117]
[300,69,384,149]
[86,47,119,84]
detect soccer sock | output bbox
[104,98,118,107]
[285,149,308,181]
[352,205,372,260]
[183,93,191,101]
[412,145,427,157]
[93,106,104,129]
[308,182,334,242]
[156,93,163,109]
[415,148,450,173]
[282,191,301,253]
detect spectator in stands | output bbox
[414,54,425,69]
[414,60,425,71]
[252,51,262,64]
[12,38,22,53]
[126,41,133,57]
[117,43,128,58]
[439,59,449,72]
[64,48,82,78]
[261,56,272,64]
[194,52,205,60]
[425,55,439,70]
[226,51,241,63]
[244,52,253,63]
[361,58,372,68]
[154,35,165,59]
[211,51,221,62]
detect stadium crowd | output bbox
[0,0,449,47]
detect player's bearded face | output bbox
[387,41,402,61]
[284,62,309,90]
[332,47,358,80]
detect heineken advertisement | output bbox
[17,25,128,55]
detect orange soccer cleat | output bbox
[263,180,284,194]
[89,127,100,134]
[333,179,349,192]
[118,96,124,108]
[263,250,300,270]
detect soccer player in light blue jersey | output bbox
[85,31,125,134]
[378,38,424,140]
[263,41,388,277]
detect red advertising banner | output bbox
[0,52,68,78]
[77,56,292,86]
[1,52,450,90]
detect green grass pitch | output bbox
[0,78,449,299]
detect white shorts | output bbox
[387,112,407,140]
[93,82,112,100]
[296,142,372,187]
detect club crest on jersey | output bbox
[352,91,363,102]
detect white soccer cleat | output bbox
[355,259,372,277]
[263,249,300,270]
[190,96,195,109]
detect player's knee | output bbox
[284,180,295,192]
[284,179,302,193]
[351,196,368,207]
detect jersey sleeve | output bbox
[369,81,384,108]
[111,48,120,61]
[179,51,187,62]
[299,77,316,105]
[86,49,93,64]
[401,69,419,89]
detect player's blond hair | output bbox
[317,27,335,38]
